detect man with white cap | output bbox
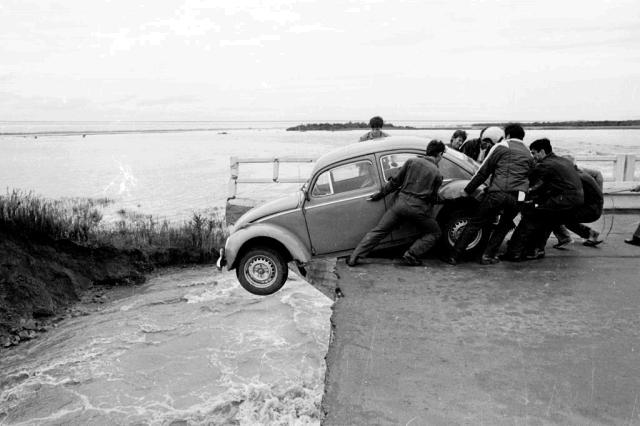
[460,126,505,162]
[445,123,534,265]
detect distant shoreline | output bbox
[2,120,640,137]
[287,120,640,131]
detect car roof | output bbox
[312,135,477,173]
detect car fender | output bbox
[224,223,312,270]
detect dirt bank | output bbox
[0,226,215,348]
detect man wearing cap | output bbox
[460,126,503,162]
[445,123,534,265]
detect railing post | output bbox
[624,154,636,181]
[272,158,280,182]
[228,156,239,200]
[614,154,626,182]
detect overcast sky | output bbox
[1,0,639,122]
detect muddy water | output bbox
[0,267,333,425]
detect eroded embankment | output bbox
[0,227,216,348]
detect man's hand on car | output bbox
[367,192,385,201]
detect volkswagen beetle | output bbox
[218,136,485,295]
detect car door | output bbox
[303,158,388,255]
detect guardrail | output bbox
[227,156,315,200]
[227,154,640,200]
[574,154,637,182]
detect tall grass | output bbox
[0,189,228,261]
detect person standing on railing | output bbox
[359,116,389,142]
[624,184,640,246]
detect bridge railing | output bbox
[225,154,640,221]
[227,156,315,201]
[574,154,638,183]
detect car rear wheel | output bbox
[443,210,489,256]
[236,246,288,295]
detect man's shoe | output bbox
[624,237,640,247]
[525,249,545,260]
[583,230,603,247]
[400,252,423,266]
[346,255,359,267]
[480,255,500,265]
[443,255,458,265]
[499,252,523,262]
[553,237,574,249]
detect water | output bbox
[2,122,640,222]
[0,267,332,425]
[1,121,640,424]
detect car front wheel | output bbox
[443,210,489,256]
[236,246,288,295]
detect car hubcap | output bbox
[245,255,277,288]
[448,219,482,250]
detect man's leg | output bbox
[624,221,640,246]
[448,192,502,264]
[348,206,400,265]
[404,214,442,265]
[552,225,573,248]
[482,195,519,262]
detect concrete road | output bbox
[321,214,640,425]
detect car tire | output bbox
[442,209,490,257]
[236,246,288,295]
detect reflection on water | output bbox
[0,267,333,425]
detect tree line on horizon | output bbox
[287,120,640,131]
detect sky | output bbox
[1,0,639,122]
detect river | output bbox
[0,267,332,425]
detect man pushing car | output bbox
[347,139,446,267]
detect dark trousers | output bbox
[351,194,441,259]
[509,204,600,254]
[453,191,520,257]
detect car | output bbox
[217,136,486,296]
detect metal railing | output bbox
[227,156,315,200]
[227,154,640,200]
[574,154,637,182]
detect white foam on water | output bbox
[0,266,333,425]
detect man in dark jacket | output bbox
[505,138,584,260]
[460,126,504,162]
[347,140,445,267]
[446,123,533,265]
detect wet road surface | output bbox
[322,214,640,425]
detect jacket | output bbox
[381,156,442,203]
[529,153,584,209]
[464,138,533,194]
[577,169,603,220]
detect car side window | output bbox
[311,161,375,197]
[380,153,417,181]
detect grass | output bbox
[0,189,228,261]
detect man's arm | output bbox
[464,144,501,194]
[368,159,408,200]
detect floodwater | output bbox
[0,267,332,425]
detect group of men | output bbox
[349,117,611,267]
